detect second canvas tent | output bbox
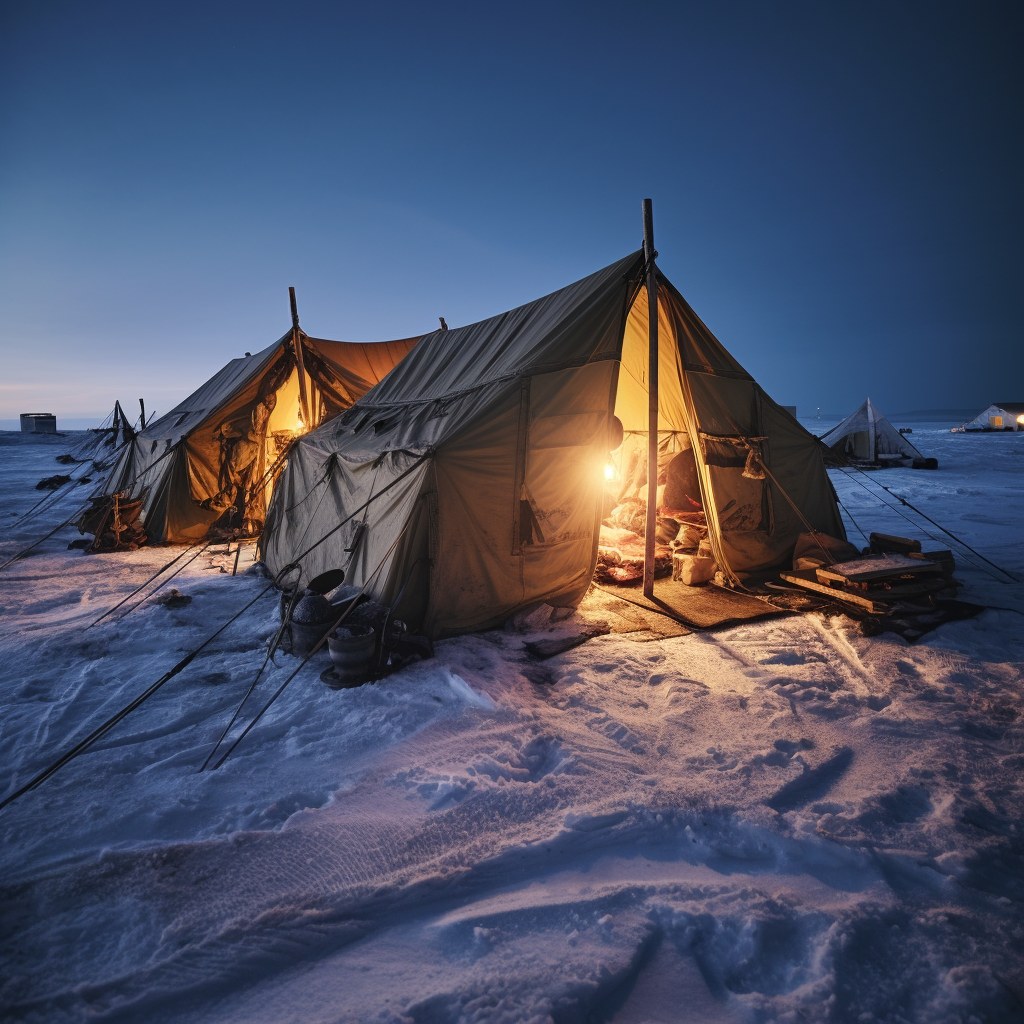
[261,250,845,636]
[818,398,934,467]
[89,326,420,545]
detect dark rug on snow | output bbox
[595,577,789,631]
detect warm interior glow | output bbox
[604,462,617,481]
[1017,414,1024,425]
[266,370,305,434]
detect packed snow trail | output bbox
[1,421,1022,1023]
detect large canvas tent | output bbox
[261,249,845,637]
[819,398,926,466]
[92,325,420,544]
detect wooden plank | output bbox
[816,553,937,584]
[780,571,890,613]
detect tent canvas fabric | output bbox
[818,398,924,463]
[957,403,1024,432]
[63,401,136,469]
[261,251,844,638]
[94,330,419,544]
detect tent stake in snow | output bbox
[642,198,659,599]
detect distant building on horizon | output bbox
[20,413,57,433]
[953,402,1024,432]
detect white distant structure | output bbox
[819,398,935,468]
[953,402,1024,432]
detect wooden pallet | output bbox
[780,570,954,613]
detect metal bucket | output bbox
[291,620,333,656]
[325,625,376,688]
[289,590,335,657]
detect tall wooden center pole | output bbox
[289,286,312,429]
[642,198,659,599]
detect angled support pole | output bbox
[139,399,146,430]
[289,286,312,429]
[642,198,659,598]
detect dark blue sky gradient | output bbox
[1,1,1020,423]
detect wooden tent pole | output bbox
[138,399,146,430]
[289,287,312,429]
[642,198,659,598]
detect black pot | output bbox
[289,589,336,656]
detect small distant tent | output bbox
[260,250,845,637]
[818,399,927,466]
[92,320,420,544]
[956,402,1024,432]
[62,401,137,469]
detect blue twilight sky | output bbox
[1,0,1020,427]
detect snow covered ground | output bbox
[1,421,1022,1024]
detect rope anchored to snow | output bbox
[0,573,292,813]
[838,466,1018,583]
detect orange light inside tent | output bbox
[1017,414,1024,425]
[604,462,618,481]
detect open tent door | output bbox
[602,261,846,594]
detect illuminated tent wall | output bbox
[819,398,924,463]
[260,251,844,637]
[95,329,420,543]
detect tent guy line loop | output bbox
[207,523,413,771]
[836,467,1018,583]
[0,579,280,813]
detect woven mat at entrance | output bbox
[596,578,790,630]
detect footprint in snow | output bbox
[760,650,816,666]
[768,746,854,813]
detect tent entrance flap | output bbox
[601,276,845,591]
